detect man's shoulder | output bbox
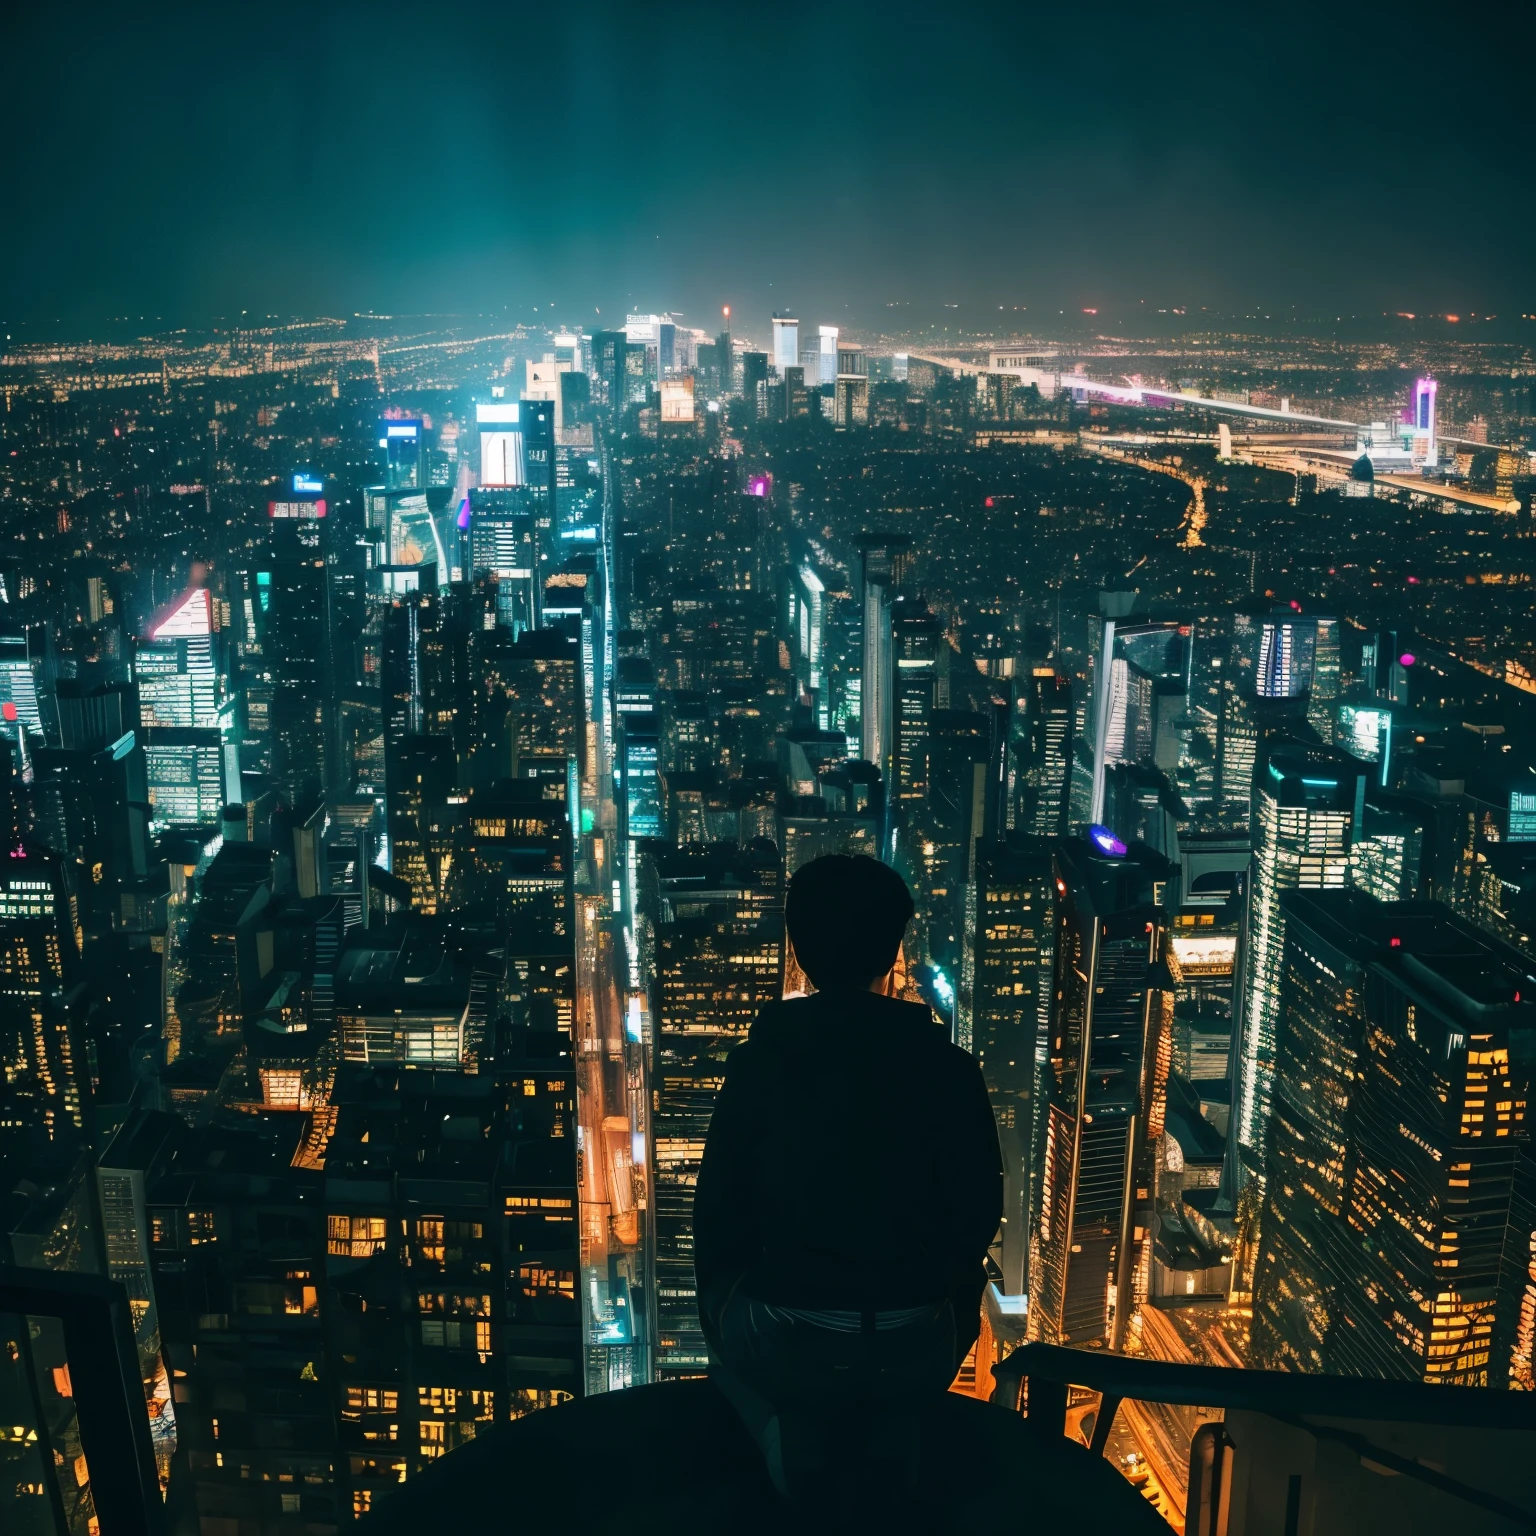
[747,992,958,1053]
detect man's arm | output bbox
[692,1040,763,1299]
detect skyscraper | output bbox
[1021,670,1073,837]
[1031,832,1171,1349]
[1252,889,1531,1385]
[959,833,1058,1294]
[265,519,335,803]
[136,586,220,729]
[641,840,783,1379]
[1229,743,1367,1189]
[771,314,798,376]
[855,534,913,783]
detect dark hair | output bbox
[785,854,914,991]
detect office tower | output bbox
[740,351,768,416]
[619,712,662,841]
[265,520,335,804]
[1410,375,1439,467]
[476,625,584,784]
[786,561,827,722]
[334,919,469,1065]
[642,840,783,1380]
[142,726,227,828]
[890,597,943,807]
[714,309,733,396]
[466,489,540,634]
[136,586,220,728]
[0,617,46,748]
[386,735,458,915]
[524,355,571,434]
[95,1112,180,1487]
[31,683,151,927]
[142,1117,337,1534]
[325,1057,579,1518]
[1089,615,1185,824]
[623,314,665,386]
[1229,744,1367,1191]
[855,534,913,779]
[0,847,87,1162]
[1031,832,1171,1350]
[780,364,808,421]
[1252,890,1530,1384]
[590,330,626,414]
[457,777,573,950]
[833,342,868,427]
[1022,671,1073,837]
[1307,615,1341,744]
[816,324,839,385]
[380,417,425,489]
[771,314,798,376]
[959,833,1058,1295]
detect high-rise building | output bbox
[334,918,470,1066]
[959,833,1058,1294]
[641,840,783,1380]
[386,735,458,916]
[855,535,913,781]
[1030,831,1171,1350]
[816,324,838,385]
[380,417,425,490]
[466,489,540,635]
[457,777,573,949]
[1022,670,1073,837]
[324,1055,578,1518]
[833,342,868,427]
[740,351,768,416]
[890,597,943,807]
[136,586,220,729]
[1252,889,1530,1385]
[143,726,227,828]
[771,314,798,376]
[265,520,335,803]
[0,847,87,1164]
[1229,743,1367,1188]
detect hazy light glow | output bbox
[1088,824,1127,857]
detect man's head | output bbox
[785,854,914,992]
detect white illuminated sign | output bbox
[476,402,521,424]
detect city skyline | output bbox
[5,8,1536,1530]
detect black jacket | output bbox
[693,989,1004,1313]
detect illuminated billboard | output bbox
[292,471,324,495]
[1510,790,1536,843]
[481,430,525,487]
[477,401,525,487]
[268,499,327,518]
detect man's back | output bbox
[694,989,1003,1313]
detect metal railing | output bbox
[992,1342,1536,1534]
[1,1266,164,1536]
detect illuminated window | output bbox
[328,1214,387,1257]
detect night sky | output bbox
[4,1,1532,334]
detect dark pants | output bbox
[703,1284,963,1501]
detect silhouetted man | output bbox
[694,854,1003,1500]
